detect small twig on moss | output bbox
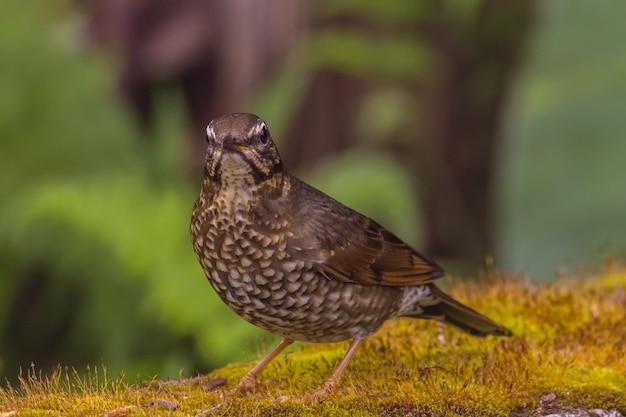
[147,399,179,411]
[202,377,227,391]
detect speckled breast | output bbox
[193,205,401,343]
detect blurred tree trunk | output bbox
[412,1,535,268]
[281,70,366,171]
[280,13,370,171]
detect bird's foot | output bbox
[308,381,335,403]
[229,373,256,396]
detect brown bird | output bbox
[190,113,511,401]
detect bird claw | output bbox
[230,373,256,396]
[308,382,334,404]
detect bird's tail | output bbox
[412,285,512,337]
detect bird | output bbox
[190,113,511,402]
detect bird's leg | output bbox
[231,338,293,395]
[309,338,364,403]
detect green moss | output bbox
[2,266,625,416]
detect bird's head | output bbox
[204,113,283,183]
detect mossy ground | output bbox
[2,263,625,416]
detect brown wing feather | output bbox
[291,178,444,287]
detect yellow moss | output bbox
[1,267,625,416]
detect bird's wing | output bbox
[293,181,444,287]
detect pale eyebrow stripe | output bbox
[248,120,266,138]
[206,123,215,138]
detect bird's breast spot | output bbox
[255,274,268,285]
[252,298,265,310]
[240,273,255,284]
[285,282,300,293]
[310,295,324,308]
[205,237,216,250]
[285,273,299,283]
[301,271,315,282]
[250,250,263,260]
[305,313,320,324]
[210,270,222,284]
[229,277,242,289]
[326,291,340,302]
[215,260,228,272]
[261,268,276,278]
[283,260,305,273]
[235,283,253,296]
[294,296,309,307]
[269,280,283,291]
[273,289,287,299]
[283,296,296,308]
[282,261,297,272]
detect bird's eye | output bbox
[258,123,269,145]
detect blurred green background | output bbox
[1,0,625,385]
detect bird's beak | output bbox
[219,136,250,152]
